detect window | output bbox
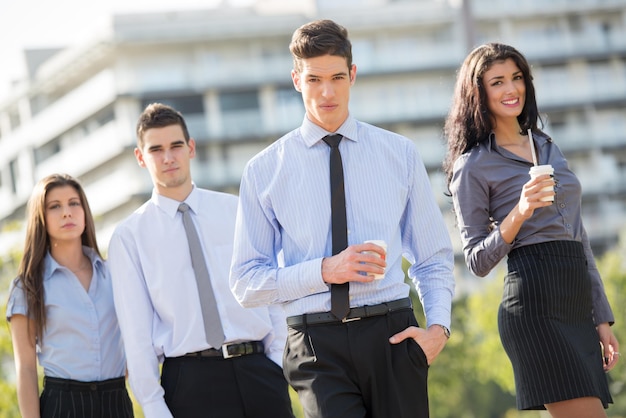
[220,91,259,112]
[141,95,205,115]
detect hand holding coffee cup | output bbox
[363,240,387,280]
[529,164,555,202]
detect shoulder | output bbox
[6,277,27,318]
[356,120,412,145]
[246,128,300,169]
[197,188,238,207]
[454,141,491,171]
[116,199,152,225]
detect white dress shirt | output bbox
[230,115,454,328]
[108,186,287,418]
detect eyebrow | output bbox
[306,71,349,78]
[487,70,523,83]
[147,140,185,152]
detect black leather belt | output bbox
[184,341,264,359]
[287,298,412,327]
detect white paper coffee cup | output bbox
[529,164,554,202]
[363,240,387,280]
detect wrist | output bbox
[431,324,450,339]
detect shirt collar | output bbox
[152,184,200,218]
[43,246,105,281]
[300,114,358,148]
[486,130,552,152]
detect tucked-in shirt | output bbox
[450,130,614,324]
[108,186,287,418]
[6,247,126,381]
[230,115,455,329]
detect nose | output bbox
[163,149,174,163]
[321,81,334,98]
[63,205,72,218]
[504,80,517,94]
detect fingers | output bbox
[389,326,420,344]
[604,351,619,371]
[321,245,387,284]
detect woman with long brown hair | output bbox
[444,43,619,417]
[7,173,133,417]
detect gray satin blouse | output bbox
[450,131,614,324]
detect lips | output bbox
[501,98,519,105]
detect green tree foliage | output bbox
[0,249,19,417]
[597,233,626,417]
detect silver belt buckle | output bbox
[341,316,361,323]
[222,344,240,359]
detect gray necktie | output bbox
[178,203,225,348]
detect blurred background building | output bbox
[1,0,625,286]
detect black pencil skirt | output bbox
[498,240,612,410]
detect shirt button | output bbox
[560,203,565,208]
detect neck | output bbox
[49,241,88,271]
[157,182,193,202]
[493,122,524,146]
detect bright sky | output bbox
[0,0,254,101]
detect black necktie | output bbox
[322,134,349,319]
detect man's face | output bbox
[135,124,195,199]
[292,54,356,132]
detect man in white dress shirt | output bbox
[108,103,294,418]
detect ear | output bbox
[291,69,301,92]
[188,138,197,159]
[349,64,357,86]
[134,147,146,167]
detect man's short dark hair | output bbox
[289,19,352,73]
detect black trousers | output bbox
[284,308,429,418]
[40,376,134,418]
[162,353,294,418]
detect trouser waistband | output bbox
[287,297,412,326]
[174,340,265,359]
[44,376,126,391]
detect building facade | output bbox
[1,0,625,283]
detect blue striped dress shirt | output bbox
[230,115,455,329]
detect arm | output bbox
[9,314,40,418]
[230,163,329,307]
[450,157,553,277]
[498,173,555,244]
[264,303,289,366]
[580,226,615,325]
[108,229,173,418]
[391,147,455,364]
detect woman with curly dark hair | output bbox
[7,173,133,418]
[444,43,618,417]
